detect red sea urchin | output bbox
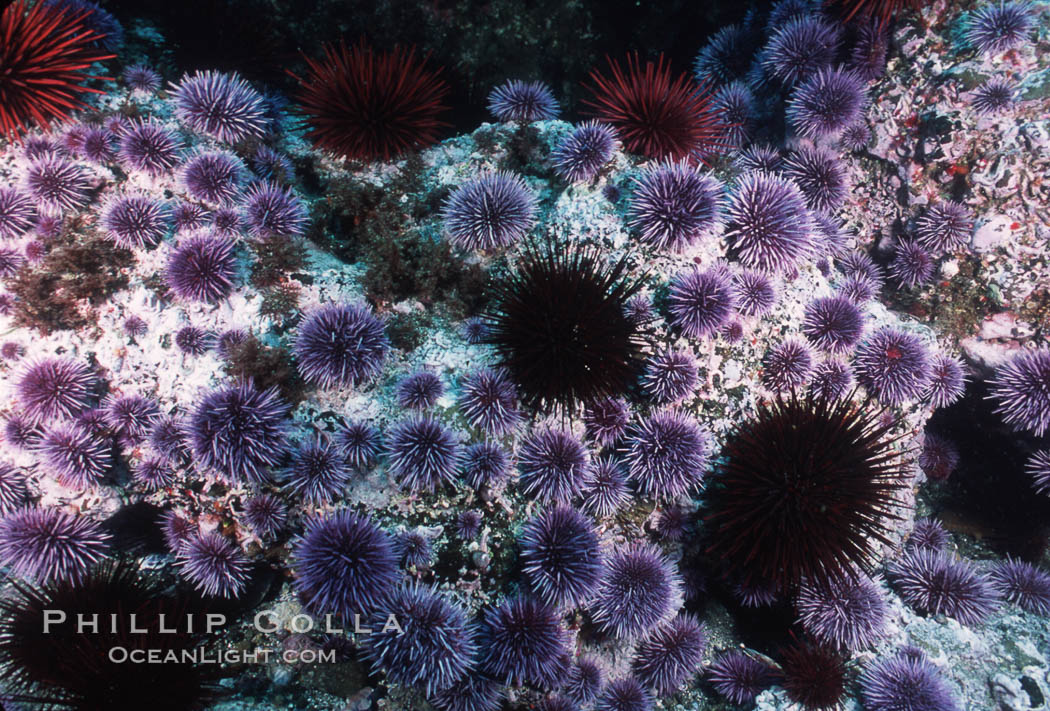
[289,40,450,162]
[0,0,115,142]
[582,53,728,162]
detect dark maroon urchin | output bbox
[283,435,353,505]
[641,349,699,404]
[762,339,814,392]
[809,359,854,401]
[734,144,783,174]
[103,394,159,443]
[242,493,287,540]
[385,416,460,493]
[398,529,433,569]
[631,613,707,696]
[628,160,724,253]
[926,353,966,409]
[780,639,847,711]
[174,326,216,356]
[552,120,618,183]
[176,531,250,599]
[518,427,590,503]
[761,15,843,87]
[132,457,174,491]
[396,371,444,411]
[782,145,849,213]
[971,77,1015,115]
[704,393,908,595]
[724,171,816,272]
[563,656,605,705]
[796,573,887,651]
[888,239,934,289]
[624,409,711,502]
[580,455,631,518]
[908,517,950,551]
[455,509,482,539]
[731,268,777,317]
[888,548,1000,625]
[359,583,477,696]
[0,187,35,240]
[243,182,308,240]
[802,296,864,354]
[853,327,933,406]
[707,651,776,706]
[989,557,1050,616]
[787,67,868,140]
[914,201,973,253]
[460,441,511,490]
[594,677,654,711]
[17,357,98,423]
[117,118,182,176]
[988,348,1050,436]
[667,265,736,339]
[1027,449,1050,496]
[177,150,246,206]
[481,595,570,689]
[859,648,960,711]
[839,120,872,152]
[335,420,382,470]
[457,368,520,437]
[0,507,109,584]
[590,543,683,639]
[294,303,390,389]
[582,397,630,446]
[23,154,90,214]
[0,463,28,513]
[487,79,559,122]
[966,1,1034,55]
[918,431,959,482]
[520,504,604,608]
[442,171,538,251]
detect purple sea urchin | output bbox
[762,16,843,87]
[802,296,864,354]
[707,651,775,706]
[166,233,237,303]
[18,358,97,423]
[797,573,887,651]
[594,677,654,711]
[455,510,482,539]
[839,120,872,151]
[889,240,934,289]
[627,161,723,252]
[624,409,710,501]
[632,614,706,696]
[482,595,570,688]
[591,543,682,638]
[133,457,173,491]
[888,548,1000,625]
[398,529,433,568]
[24,154,89,213]
[565,657,605,704]
[188,382,288,484]
[919,431,959,481]
[989,557,1050,616]
[762,339,814,392]
[715,81,755,148]
[908,518,950,551]
[914,201,973,252]
[552,120,617,182]
[966,1,1033,55]
[693,23,754,86]
[1027,449,1050,496]
[460,441,511,490]
[178,151,246,205]
[580,456,631,517]
[171,70,267,144]
[735,144,783,173]
[243,494,287,540]
[5,415,43,450]
[292,509,399,617]
[284,435,352,504]
[458,368,520,436]
[787,67,867,140]
[732,268,777,317]
[361,583,476,695]
[242,182,308,239]
[926,354,966,409]
[849,20,889,80]
[429,674,504,711]
[667,266,735,339]
[988,348,1050,436]
[118,119,181,176]
[487,79,559,122]
[853,328,933,406]
[782,145,849,212]
[386,416,460,492]
[0,463,27,513]
[177,531,249,599]
[859,649,960,711]
[0,187,34,239]
[336,421,382,470]
[583,397,630,446]
[809,360,854,401]
[972,77,1015,115]
[518,427,590,503]
[123,63,160,92]
[725,171,815,271]
[0,507,108,584]
[294,303,389,389]
[103,394,159,442]
[396,371,444,410]
[442,172,537,251]
[641,350,699,404]
[174,326,215,356]
[521,505,603,608]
